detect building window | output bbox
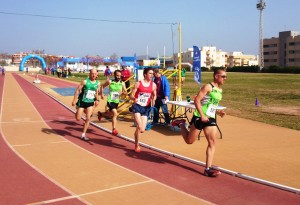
[265,59,277,62]
[264,44,277,48]
[295,58,300,62]
[264,51,277,55]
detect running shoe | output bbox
[134,145,141,153]
[81,134,90,141]
[204,167,221,177]
[97,111,102,121]
[171,119,185,127]
[112,128,118,136]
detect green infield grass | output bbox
[62,71,300,130]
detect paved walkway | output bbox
[1,73,300,204]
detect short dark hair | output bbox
[143,67,154,76]
[114,69,121,76]
[213,68,225,76]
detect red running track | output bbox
[0,75,85,204]
[4,74,300,204]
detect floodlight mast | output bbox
[257,0,266,71]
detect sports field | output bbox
[183,72,300,130]
[64,71,300,130]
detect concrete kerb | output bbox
[30,77,300,195]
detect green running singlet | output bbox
[194,83,222,119]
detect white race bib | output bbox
[137,93,151,106]
[111,91,119,100]
[85,90,96,99]
[206,104,217,118]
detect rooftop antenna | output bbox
[257,0,266,71]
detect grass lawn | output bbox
[182,72,300,130]
[62,71,300,130]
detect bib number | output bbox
[137,93,151,106]
[206,104,217,118]
[85,90,95,100]
[111,92,119,100]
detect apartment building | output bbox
[263,31,300,67]
[12,52,28,65]
[227,52,258,68]
[173,46,257,69]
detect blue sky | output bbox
[0,0,299,58]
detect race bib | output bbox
[137,93,151,106]
[85,90,96,99]
[111,91,119,100]
[206,104,217,118]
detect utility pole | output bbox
[256,0,266,71]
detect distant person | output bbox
[72,68,101,141]
[68,68,71,76]
[51,67,55,76]
[152,68,171,125]
[56,67,62,78]
[1,66,5,76]
[172,66,177,86]
[181,67,186,86]
[121,66,131,93]
[172,68,227,177]
[104,66,112,80]
[26,67,29,73]
[99,70,127,136]
[130,68,157,153]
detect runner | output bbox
[1,66,5,76]
[130,68,157,152]
[72,68,101,141]
[172,68,227,177]
[99,70,127,136]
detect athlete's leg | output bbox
[140,115,148,133]
[134,112,142,148]
[111,108,118,129]
[179,123,199,144]
[203,126,218,169]
[82,106,94,134]
[75,107,84,121]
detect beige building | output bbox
[173,46,228,69]
[173,46,258,69]
[227,52,258,68]
[12,52,28,65]
[263,31,300,67]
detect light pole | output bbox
[257,0,266,71]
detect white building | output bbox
[173,46,228,69]
[227,52,258,68]
[173,46,258,69]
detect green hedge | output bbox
[261,65,300,74]
[225,65,300,74]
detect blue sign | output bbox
[193,46,201,85]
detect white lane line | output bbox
[31,180,154,204]
[12,144,32,147]
[1,74,88,204]
[12,141,69,147]
[8,76,216,204]
[0,119,76,124]
[50,141,69,144]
